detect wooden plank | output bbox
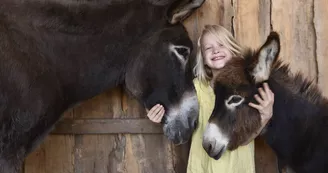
[24,135,74,173]
[72,87,123,119]
[122,134,180,173]
[272,0,317,80]
[314,0,328,97]
[51,119,163,134]
[232,1,278,173]
[183,0,233,43]
[121,90,146,119]
[233,0,271,48]
[72,87,126,173]
[24,108,75,173]
[171,142,191,173]
[74,135,126,173]
[119,93,145,173]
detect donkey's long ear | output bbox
[251,32,280,83]
[167,0,205,24]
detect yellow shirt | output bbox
[187,79,255,173]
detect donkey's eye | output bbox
[175,47,190,59]
[169,44,190,63]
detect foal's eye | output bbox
[225,95,245,111]
[227,96,243,105]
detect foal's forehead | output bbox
[215,58,249,86]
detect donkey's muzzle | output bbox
[202,139,226,160]
[202,122,229,160]
[163,116,198,145]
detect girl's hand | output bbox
[241,83,274,146]
[248,82,274,126]
[146,104,165,123]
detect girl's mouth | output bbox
[212,56,225,61]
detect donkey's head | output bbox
[124,1,204,145]
[202,32,280,159]
[125,25,199,145]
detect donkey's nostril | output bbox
[161,116,168,124]
[193,119,198,129]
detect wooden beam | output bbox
[51,119,164,134]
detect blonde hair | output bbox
[193,25,244,84]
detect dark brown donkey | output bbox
[0,0,205,172]
[202,31,328,173]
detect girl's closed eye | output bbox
[205,47,212,51]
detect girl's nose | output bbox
[213,48,219,54]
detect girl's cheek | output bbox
[204,57,210,65]
[205,53,211,61]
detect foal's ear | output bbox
[251,32,280,83]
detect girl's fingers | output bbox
[258,87,268,102]
[147,104,157,115]
[147,104,161,118]
[263,83,273,100]
[154,109,165,122]
[154,106,164,118]
[254,94,264,105]
[248,102,262,110]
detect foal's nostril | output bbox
[208,144,212,153]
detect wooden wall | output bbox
[23,0,328,172]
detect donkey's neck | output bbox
[263,68,327,165]
[1,1,165,104]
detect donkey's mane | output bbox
[272,61,326,105]
[243,49,326,106]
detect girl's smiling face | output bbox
[202,33,233,70]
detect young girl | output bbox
[147,25,274,173]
